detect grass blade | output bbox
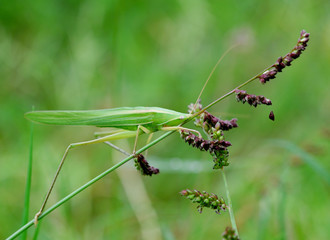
[21,117,34,240]
[278,164,289,240]
[272,139,330,184]
[222,169,239,238]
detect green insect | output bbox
[25,107,191,136]
[26,100,216,225]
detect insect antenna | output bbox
[193,44,238,109]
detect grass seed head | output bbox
[180,130,231,168]
[180,189,227,214]
[234,89,272,107]
[134,154,159,176]
[258,30,310,84]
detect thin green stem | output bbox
[32,221,41,240]
[279,163,289,240]
[21,119,34,240]
[221,169,239,238]
[6,131,175,240]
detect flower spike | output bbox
[234,89,272,107]
[180,189,227,214]
[180,130,231,168]
[134,154,159,176]
[258,30,310,84]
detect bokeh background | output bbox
[1,0,329,239]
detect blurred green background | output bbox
[1,0,329,239]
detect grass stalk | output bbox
[221,169,239,237]
[278,163,289,240]
[273,140,330,184]
[21,119,34,240]
[32,221,41,240]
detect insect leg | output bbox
[133,125,150,154]
[161,126,202,138]
[94,128,126,138]
[103,141,130,156]
[34,130,137,225]
[144,133,154,158]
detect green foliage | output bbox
[1,0,329,239]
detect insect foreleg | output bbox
[161,126,202,138]
[34,130,138,225]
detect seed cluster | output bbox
[180,130,232,150]
[189,102,238,132]
[180,130,231,168]
[196,113,238,143]
[185,101,237,168]
[222,226,240,240]
[134,154,159,176]
[258,30,310,84]
[234,89,272,107]
[203,111,238,131]
[180,189,227,214]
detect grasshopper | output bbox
[25,30,309,225]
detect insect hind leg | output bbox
[34,130,137,225]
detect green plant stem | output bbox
[221,169,239,238]
[21,120,34,240]
[32,221,41,240]
[279,163,289,240]
[6,131,175,240]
